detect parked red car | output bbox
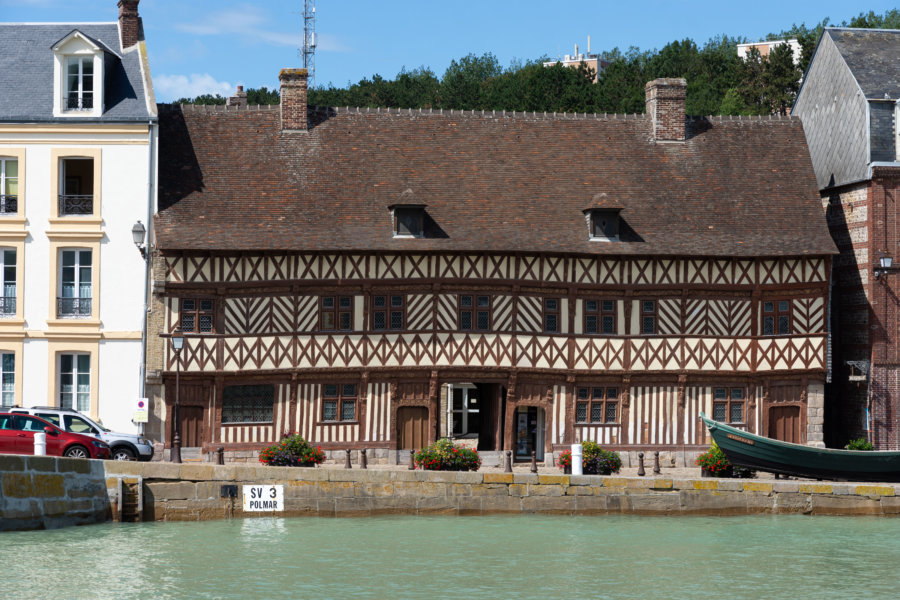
[0,412,110,459]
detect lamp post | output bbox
[171,329,184,463]
[874,251,895,281]
[131,220,147,258]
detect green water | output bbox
[2,514,898,599]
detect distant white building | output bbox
[737,39,802,66]
[0,0,157,434]
[543,38,609,82]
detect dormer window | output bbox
[390,204,426,238]
[584,194,624,242]
[66,57,94,111]
[52,30,115,118]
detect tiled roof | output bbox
[0,23,152,122]
[827,28,900,100]
[155,105,836,257]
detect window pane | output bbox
[602,315,615,334]
[77,354,89,372]
[339,312,352,330]
[321,312,335,330]
[452,388,464,410]
[577,388,588,400]
[181,314,195,332]
[763,301,774,312]
[61,354,72,372]
[323,400,337,421]
[585,315,598,334]
[545,314,557,332]
[199,315,213,333]
[590,403,603,423]
[342,384,356,397]
[778,316,790,334]
[374,296,386,308]
[460,312,472,330]
[606,388,618,399]
[642,301,654,313]
[460,295,472,307]
[322,297,335,308]
[1,353,13,372]
[373,312,385,330]
[390,311,403,329]
[576,402,587,423]
[714,388,727,400]
[713,402,727,422]
[182,299,195,311]
[200,300,213,311]
[545,298,558,311]
[731,388,743,401]
[730,403,744,423]
[391,296,403,307]
[341,400,355,421]
[642,317,655,334]
[339,296,352,308]
[477,296,490,307]
[585,300,598,312]
[323,384,338,397]
[592,387,603,399]
[778,300,789,312]
[476,311,490,330]
[763,316,774,335]
[602,300,614,311]
[605,402,617,423]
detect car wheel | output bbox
[64,445,90,459]
[111,447,135,461]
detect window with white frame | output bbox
[65,56,94,111]
[451,386,480,436]
[0,158,17,214]
[59,353,90,412]
[0,353,13,406]
[58,250,91,318]
[0,249,15,316]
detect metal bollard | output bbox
[360,448,368,469]
[409,449,416,470]
[34,432,46,456]
[530,451,537,473]
[172,432,182,464]
[216,446,225,465]
[345,448,352,469]
[653,451,661,474]
[505,450,512,473]
[637,452,645,476]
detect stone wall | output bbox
[0,455,110,531]
[106,462,900,519]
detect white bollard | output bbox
[34,432,47,456]
[571,443,583,476]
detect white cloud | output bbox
[153,73,234,102]
[175,4,297,48]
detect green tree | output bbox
[438,52,503,109]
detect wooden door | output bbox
[397,406,428,450]
[768,406,801,443]
[179,405,204,447]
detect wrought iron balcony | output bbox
[64,95,93,110]
[0,195,16,214]
[58,195,93,216]
[57,297,91,318]
[0,297,15,316]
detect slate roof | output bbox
[155,104,837,258]
[0,23,152,122]
[827,28,900,100]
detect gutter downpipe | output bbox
[137,118,155,436]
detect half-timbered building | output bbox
[147,72,836,462]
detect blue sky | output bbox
[2,0,893,101]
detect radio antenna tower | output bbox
[301,0,317,87]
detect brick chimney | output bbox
[279,69,308,131]
[117,0,141,50]
[226,85,248,108]
[645,78,686,142]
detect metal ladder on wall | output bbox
[115,476,143,523]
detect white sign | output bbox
[242,485,284,512]
[133,398,149,423]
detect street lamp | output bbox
[131,220,147,259]
[874,251,897,281]
[171,328,184,464]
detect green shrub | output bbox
[845,437,875,451]
[414,438,481,471]
[695,441,754,478]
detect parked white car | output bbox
[8,406,153,461]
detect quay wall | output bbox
[105,462,900,520]
[6,457,900,531]
[0,455,110,531]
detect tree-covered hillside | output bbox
[176,9,899,116]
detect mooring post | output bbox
[530,451,537,473]
[345,448,352,469]
[360,448,368,469]
[216,446,224,465]
[505,450,512,473]
[653,451,661,474]
[409,449,416,470]
[638,452,645,476]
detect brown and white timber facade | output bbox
[148,74,836,462]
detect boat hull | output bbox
[700,413,900,482]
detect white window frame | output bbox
[58,353,90,412]
[58,249,92,318]
[65,56,94,111]
[51,32,105,118]
[0,248,16,317]
[451,385,479,436]
[0,353,13,407]
[0,158,17,214]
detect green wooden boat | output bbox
[699,412,900,482]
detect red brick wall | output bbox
[117,0,140,49]
[645,78,686,141]
[279,68,308,131]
